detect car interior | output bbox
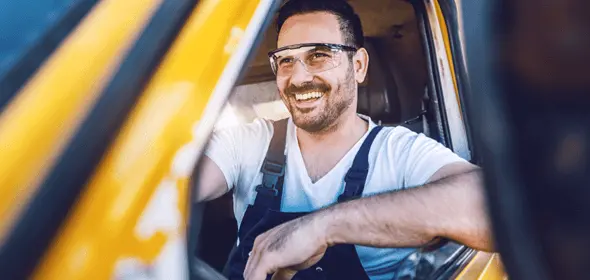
[190,0,473,278]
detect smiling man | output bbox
[194,0,493,279]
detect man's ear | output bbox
[353,47,369,83]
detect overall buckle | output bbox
[255,159,285,197]
[338,167,368,202]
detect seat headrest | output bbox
[357,38,401,124]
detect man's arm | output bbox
[323,162,492,251]
[193,155,230,203]
[193,119,273,203]
[243,162,493,280]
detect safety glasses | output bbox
[268,43,357,77]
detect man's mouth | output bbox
[294,91,324,101]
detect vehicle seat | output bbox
[357,38,428,135]
[357,38,402,126]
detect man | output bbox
[195,0,493,279]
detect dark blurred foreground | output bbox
[462,0,590,279]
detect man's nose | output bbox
[289,59,314,85]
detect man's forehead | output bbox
[277,12,345,48]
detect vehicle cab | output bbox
[0,0,505,279]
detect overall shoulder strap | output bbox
[338,125,384,202]
[254,118,288,210]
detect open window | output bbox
[192,0,481,279]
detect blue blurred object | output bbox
[0,0,99,113]
[0,0,78,77]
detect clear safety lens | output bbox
[269,45,345,76]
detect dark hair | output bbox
[276,0,364,48]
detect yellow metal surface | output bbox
[478,254,507,280]
[435,0,460,108]
[455,252,507,280]
[34,0,268,278]
[0,0,160,244]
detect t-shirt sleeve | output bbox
[392,127,467,188]
[204,119,271,191]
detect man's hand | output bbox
[243,213,330,280]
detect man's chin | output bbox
[291,115,326,133]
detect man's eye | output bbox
[311,52,330,59]
[278,57,293,65]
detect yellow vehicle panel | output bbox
[0,0,160,243]
[455,252,506,280]
[33,0,275,278]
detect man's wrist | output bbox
[313,204,345,247]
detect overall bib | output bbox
[226,119,383,280]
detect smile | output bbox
[294,91,324,101]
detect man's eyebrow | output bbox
[314,48,332,53]
[314,45,331,50]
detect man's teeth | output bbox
[295,92,323,101]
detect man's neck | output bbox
[296,112,368,151]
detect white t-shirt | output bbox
[205,115,466,280]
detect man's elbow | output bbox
[447,220,495,252]
[466,232,495,252]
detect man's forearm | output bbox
[316,169,493,251]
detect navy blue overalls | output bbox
[226,119,383,280]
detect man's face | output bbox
[276,12,366,133]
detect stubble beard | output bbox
[287,67,357,133]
